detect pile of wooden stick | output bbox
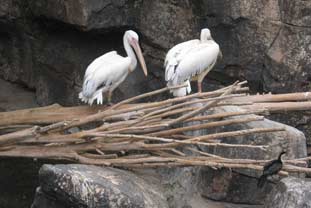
[0,81,311,175]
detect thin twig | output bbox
[110,83,188,109]
[167,81,239,126]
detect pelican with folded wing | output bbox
[165,28,222,97]
[79,30,148,105]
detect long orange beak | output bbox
[131,40,148,76]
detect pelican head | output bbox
[124,30,148,76]
[200,28,212,42]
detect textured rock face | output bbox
[264,177,311,208]
[0,80,39,208]
[186,105,307,204]
[264,25,311,93]
[1,0,311,103]
[0,158,44,208]
[280,0,311,27]
[268,112,311,146]
[0,79,37,111]
[31,164,169,208]
[30,0,141,30]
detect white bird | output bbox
[79,30,148,105]
[165,28,222,97]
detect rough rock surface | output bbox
[0,158,45,208]
[31,164,169,208]
[30,0,141,31]
[0,79,39,208]
[0,79,38,111]
[268,112,311,146]
[32,165,264,208]
[264,177,311,208]
[1,0,310,103]
[183,105,307,204]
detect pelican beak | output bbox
[131,39,148,76]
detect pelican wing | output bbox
[81,53,130,99]
[165,40,200,81]
[84,51,117,81]
[173,41,220,84]
[164,39,200,68]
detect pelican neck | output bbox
[123,35,137,72]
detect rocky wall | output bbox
[1,0,311,99]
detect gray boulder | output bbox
[264,177,311,208]
[184,105,307,204]
[31,164,169,208]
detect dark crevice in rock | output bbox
[282,22,311,29]
[231,16,249,25]
[267,26,282,51]
[202,195,264,206]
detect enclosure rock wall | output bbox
[2,1,311,142]
[1,0,310,103]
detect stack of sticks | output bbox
[0,81,311,176]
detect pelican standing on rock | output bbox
[165,28,222,97]
[79,30,148,105]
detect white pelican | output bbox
[165,28,222,97]
[79,30,148,105]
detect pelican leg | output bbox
[107,90,113,106]
[197,81,202,93]
[197,60,217,93]
[197,70,209,93]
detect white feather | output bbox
[79,30,147,105]
[164,31,221,97]
[80,53,131,104]
[174,41,220,82]
[164,39,200,68]
[84,51,117,80]
[168,80,191,97]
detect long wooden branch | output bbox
[232,92,311,103]
[190,127,285,142]
[0,126,39,145]
[0,81,310,175]
[168,82,243,127]
[62,83,246,130]
[1,89,310,128]
[243,102,311,112]
[141,93,246,120]
[185,109,268,122]
[150,116,264,137]
[110,83,188,109]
